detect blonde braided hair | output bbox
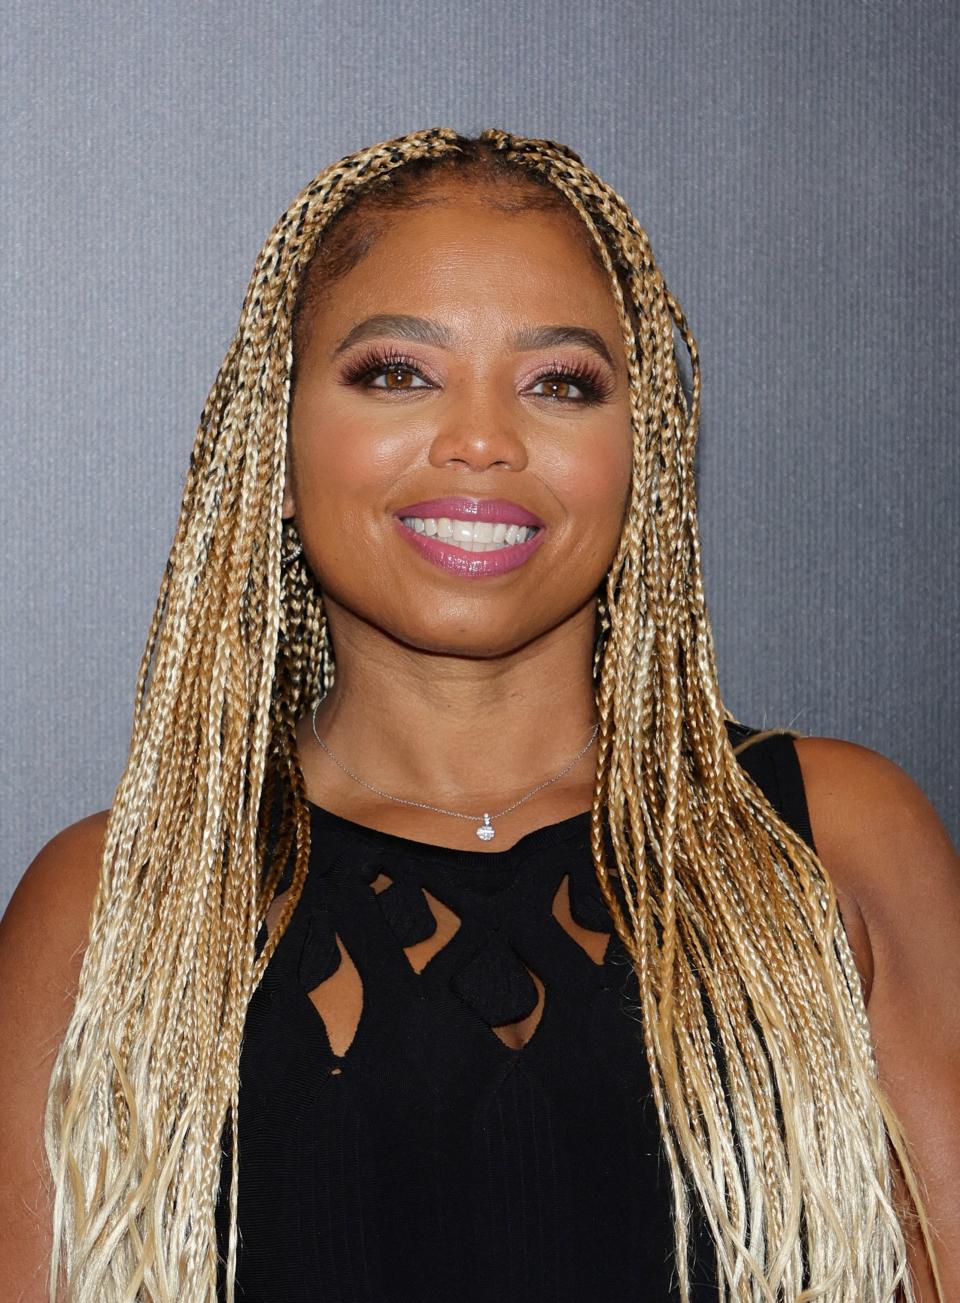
[43,126,938,1301]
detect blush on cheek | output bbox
[558,433,632,518]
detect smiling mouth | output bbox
[391,512,545,579]
[398,515,540,552]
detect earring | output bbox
[281,519,304,567]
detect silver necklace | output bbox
[310,704,599,842]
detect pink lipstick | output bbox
[391,496,546,579]
[393,497,545,528]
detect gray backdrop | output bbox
[3,0,957,905]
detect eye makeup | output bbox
[525,356,614,404]
[339,348,436,389]
[338,346,615,405]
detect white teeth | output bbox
[399,516,539,550]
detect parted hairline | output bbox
[290,165,616,365]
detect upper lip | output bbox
[393,497,545,528]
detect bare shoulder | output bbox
[793,733,959,1003]
[792,734,959,935]
[3,810,110,936]
[794,735,960,1297]
[0,810,110,1302]
[0,806,111,1087]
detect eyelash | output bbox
[339,348,613,404]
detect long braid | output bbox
[475,130,936,1299]
[43,127,465,1301]
[43,126,939,1302]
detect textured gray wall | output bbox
[3,0,957,904]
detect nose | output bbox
[426,387,529,473]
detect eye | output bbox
[527,361,611,404]
[369,363,431,391]
[529,374,588,402]
[340,349,435,393]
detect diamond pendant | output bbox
[476,814,495,841]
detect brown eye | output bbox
[371,364,429,391]
[530,375,584,401]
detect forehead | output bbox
[315,189,620,328]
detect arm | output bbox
[0,812,109,1303]
[795,737,960,1302]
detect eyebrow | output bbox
[331,313,617,371]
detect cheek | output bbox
[290,397,402,518]
[551,420,633,545]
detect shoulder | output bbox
[0,808,109,1055]
[795,737,960,1292]
[2,810,110,959]
[0,811,109,1300]
[793,737,960,1294]
[0,807,110,1088]
[792,734,959,948]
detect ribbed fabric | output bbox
[215,722,817,1301]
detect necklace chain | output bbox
[310,703,599,842]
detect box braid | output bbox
[43,127,938,1302]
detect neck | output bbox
[297,604,600,816]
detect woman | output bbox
[1,127,957,1301]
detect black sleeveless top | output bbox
[215,722,817,1301]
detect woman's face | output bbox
[285,181,633,662]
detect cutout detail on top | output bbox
[450,935,540,1026]
[303,931,364,1059]
[552,873,610,965]
[371,873,461,974]
[491,964,546,1051]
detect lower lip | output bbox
[392,518,545,578]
